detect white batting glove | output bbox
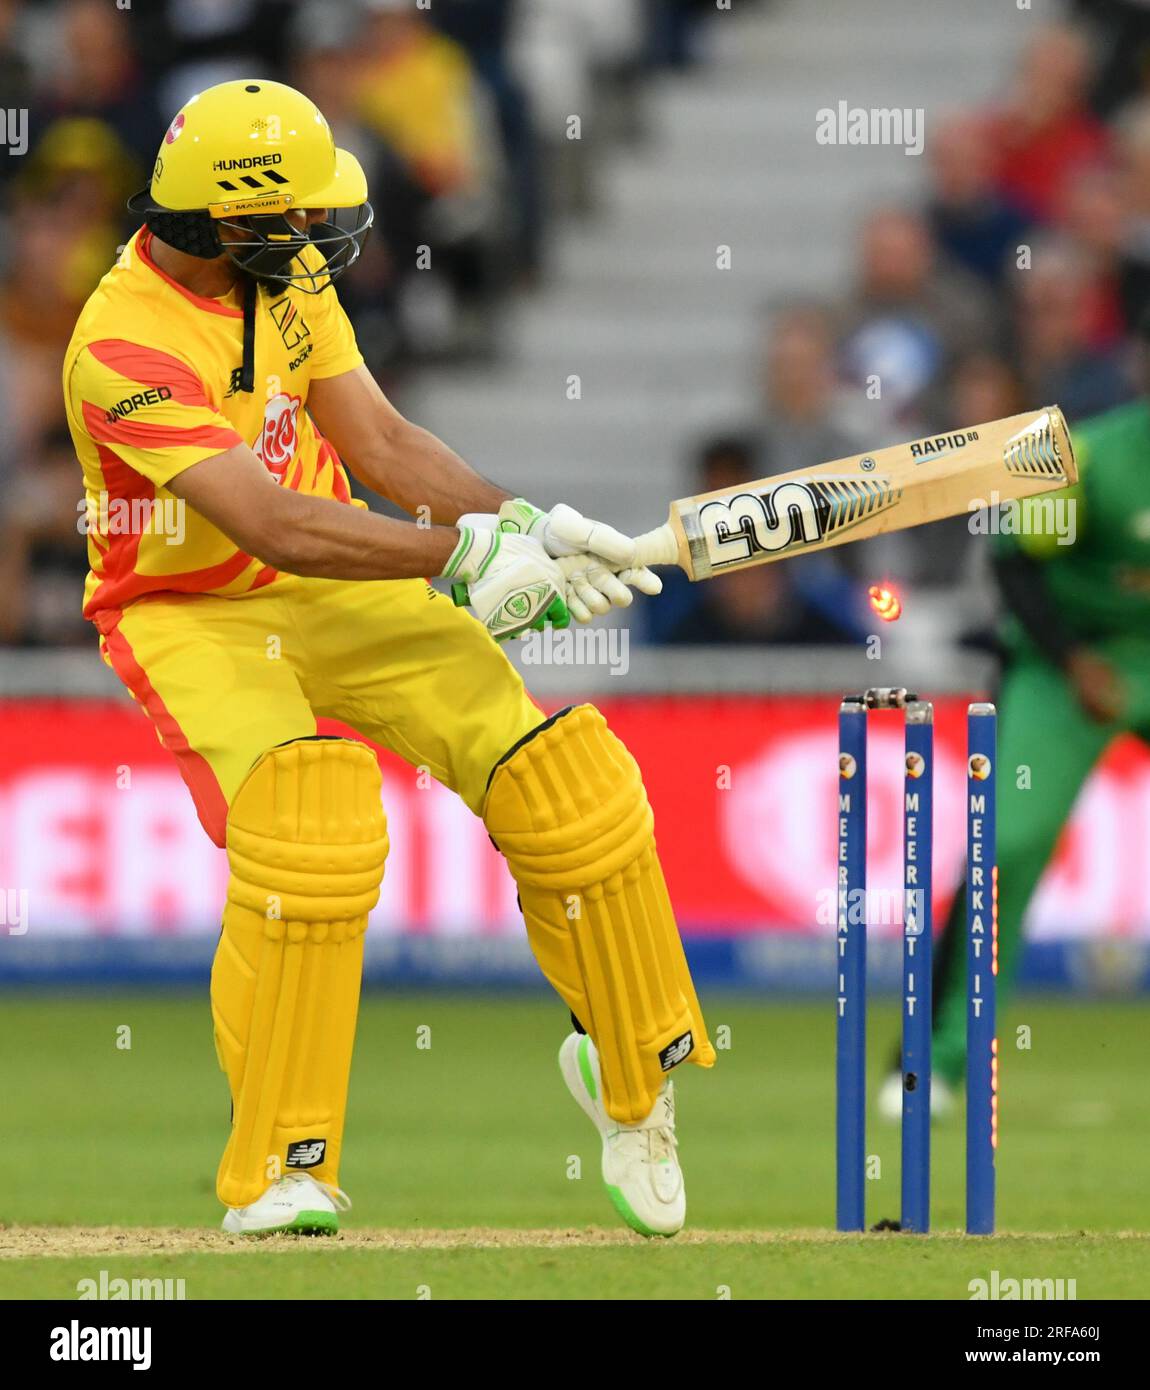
[496,498,637,564]
[465,499,660,619]
[442,526,569,641]
[557,554,663,624]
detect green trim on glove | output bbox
[443,525,475,579]
[443,526,501,583]
[497,498,545,538]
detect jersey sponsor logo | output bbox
[104,385,173,423]
[268,295,312,354]
[211,153,283,171]
[224,366,245,399]
[255,391,302,482]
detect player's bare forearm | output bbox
[368,415,512,521]
[166,442,460,580]
[307,365,512,522]
[260,487,461,579]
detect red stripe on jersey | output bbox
[318,440,352,503]
[99,614,230,846]
[138,232,244,319]
[82,399,241,452]
[84,444,151,613]
[84,444,261,617]
[86,545,263,616]
[86,340,213,405]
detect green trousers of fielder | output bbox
[927,630,1150,1086]
[925,395,1150,1086]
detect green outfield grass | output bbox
[2,993,1147,1298]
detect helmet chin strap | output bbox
[239,276,257,394]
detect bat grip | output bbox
[632,523,680,569]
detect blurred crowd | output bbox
[3,2,1150,653]
[656,5,1150,648]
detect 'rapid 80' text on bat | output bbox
[631,407,1077,580]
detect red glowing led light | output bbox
[867,583,902,622]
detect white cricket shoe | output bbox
[877,1070,957,1123]
[221,1171,350,1236]
[559,1031,685,1238]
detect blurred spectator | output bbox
[0,194,101,451]
[1114,98,1150,330]
[428,0,545,277]
[834,206,1002,435]
[982,22,1110,224]
[17,114,139,255]
[926,115,1031,285]
[292,35,428,371]
[355,1,489,198]
[0,427,87,646]
[665,563,861,647]
[695,433,765,495]
[0,0,32,189]
[758,302,863,478]
[39,0,164,168]
[1061,164,1127,348]
[1075,0,1150,118]
[0,103,137,454]
[947,351,1027,427]
[352,0,503,352]
[136,0,298,114]
[1013,236,1135,423]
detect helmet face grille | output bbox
[216,202,374,293]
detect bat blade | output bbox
[638,407,1077,579]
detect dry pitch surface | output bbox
[2,1227,1147,1300]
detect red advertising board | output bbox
[1,696,1147,941]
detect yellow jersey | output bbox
[63,229,364,628]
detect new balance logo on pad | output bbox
[285,1139,326,1169]
[659,1032,694,1070]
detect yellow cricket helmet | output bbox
[128,79,371,292]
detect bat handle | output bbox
[632,523,680,569]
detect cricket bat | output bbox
[633,407,1076,580]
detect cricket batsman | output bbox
[882,376,1150,1118]
[63,80,714,1238]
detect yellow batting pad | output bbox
[485,705,714,1124]
[212,737,388,1208]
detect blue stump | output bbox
[966,702,998,1235]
